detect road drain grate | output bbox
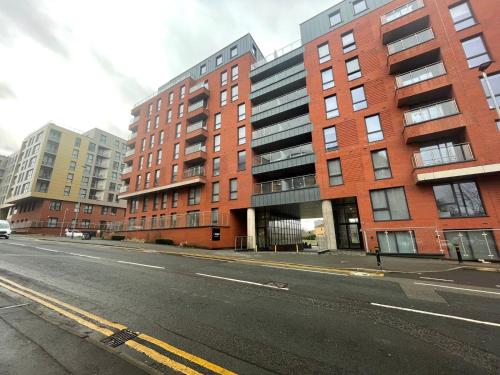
[101,329,138,348]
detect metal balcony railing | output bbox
[252,87,308,115]
[188,100,207,113]
[253,143,313,166]
[122,166,132,174]
[189,81,209,94]
[253,174,317,194]
[119,185,129,193]
[396,61,446,88]
[251,40,302,70]
[387,27,434,55]
[129,116,140,124]
[45,146,58,154]
[125,149,135,157]
[412,143,474,168]
[186,120,207,133]
[252,114,310,140]
[381,0,424,25]
[128,132,137,141]
[183,165,205,178]
[185,143,206,155]
[404,99,459,126]
[41,160,55,168]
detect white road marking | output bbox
[116,260,164,269]
[68,252,101,259]
[196,273,289,290]
[419,276,454,282]
[0,303,29,310]
[260,264,348,277]
[35,247,60,253]
[371,302,500,328]
[415,282,500,296]
[7,242,28,247]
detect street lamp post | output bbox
[478,61,500,119]
[59,208,68,237]
[71,202,80,239]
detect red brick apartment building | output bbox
[120,0,500,260]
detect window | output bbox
[74,138,81,147]
[371,149,392,180]
[377,231,417,254]
[161,193,167,209]
[157,98,162,111]
[154,115,159,128]
[214,135,221,152]
[238,150,246,171]
[353,0,367,14]
[141,138,146,151]
[480,73,500,110]
[135,175,142,190]
[159,130,164,145]
[188,187,201,205]
[86,153,94,163]
[146,120,151,132]
[221,71,227,86]
[154,169,160,186]
[342,31,356,53]
[66,173,74,184]
[64,186,71,196]
[49,201,62,211]
[175,123,181,138]
[213,157,220,176]
[180,85,185,99]
[171,165,178,182]
[144,172,151,188]
[168,92,174,105]
[231,65,239,80]
[79,189,87,198]
[157,149,162,164]
[321,68,335,90]
[147,153,152,167]
[252,45,257,56]
[346,57,362,80]
[351,86,367,111]
[318,43,331,64]
[148,103,153,115]
[444,230,499,260]
[365,114,384,142]
[231,85,238,101]
[324,95,339,119]
[327,159,343,186]
[69,161,76,171]
[200,64,207,75]
[216,55,222,66]
[100,134,107,144]
[214,113,222,130]
[230,46,238,58]
[461,35,491,68]
[142,197,148,212]
[178,103,184,118]
[370,187,410,221]
[449,2,476,31]
[88,142,96,152]
[138,156,144,170]
[220,90,227,106]
[329,10,342,27]
[48,217,58,228]
[229,178,238,199]
[323,126,338,151]
[212,182,220,202]
[238,103,246,121]
[433,181,485,218]
[167,109,172,123]
[83,205,93,214]
[497,120,500,132]
[72,149,79,159]
[211,208,219,225]
[173,143,179,159]
[172,191,178,208]
[237,126,246,145]
[150,134,155,148]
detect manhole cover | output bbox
[101,329,138,348]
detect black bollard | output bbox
[455,244,463,264]
[375,246,382,267]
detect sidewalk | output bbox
[24,235,500,274]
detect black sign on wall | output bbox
[212,227,220,241]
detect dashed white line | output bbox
[415,282,500,296]
[371,302,500,328]
[419,276,454,282]
[260,264,347,277]
[35,247,60,253]
[116,260,164,269]
[68,252,101,259]
[7,242,28,247]
[196,273,289,290]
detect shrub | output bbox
[155,238,174,245]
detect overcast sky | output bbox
[0,0,341,156]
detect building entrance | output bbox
[333,198,363,250]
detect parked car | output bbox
[65,229,84,239]
[0,220,11,239]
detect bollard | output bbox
[375,246,382,267]
[455,243,463,264]
[274,244,277,253]
[296,244,299,253]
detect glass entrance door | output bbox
[333,198,363,250]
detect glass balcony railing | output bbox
[122,166,132,174]
[251,63,305,92]
[186,120,207,133]
[404,99,459,126]
[412,143,474,168]
[189,81,209,94]
[395,61,446,88]
[183,165,205,178]
[119,185,129,193]
[188,100,207,113]
[185,143,206,155]
[252,114,310,140]
[251,40,301,70]
[387,27,434,55]
[252,87,308,115]
[129,116,140,124]
[125,149,135,157]
[380,0,424,25]
[253,174,316,194]
[128,132,137,141]
[253,143,313,166]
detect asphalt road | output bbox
[0,236,499,374]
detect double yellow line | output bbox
[0,275,236,375]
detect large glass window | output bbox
[480,72,500,110]
[318,43,331,64]
[432,181,485,218]
[444,230,499,260]
[327,159,343,186]
[323,126,338,151]
[325,95,339,119]
[461,35,491,68]
[188,187,201,205]
[449,2,476,31]
[371,149,392,180]
[377,231,417,254]
[351,86,367,111]
[346,57,362,81]
[229,178,238,200]
[341,31,356,53]
[365,114,384,142]
[370,187,410,221]
[321,68,335,90]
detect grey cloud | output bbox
[0,82,15,99]
[92,50,152,104]
[0,127,20,155]
[0,0,69,58]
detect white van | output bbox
[0,220,11,239]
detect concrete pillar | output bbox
[322,200,337,250]
[246,208,256,250]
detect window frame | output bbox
[432,181,486,218]
[329,10,342,27]
[318,43,331,64]
[321,68,335,90]
[341,30,356,53]
[449,1,476,31]
[327,158,344,186]
[370,187,410,221]
[324,94,339,119]
[461,35,491,69]
[353,0,368,14]
[371,149,392,180]
[351,85,368,111]
[323,126,338,152]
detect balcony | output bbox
[381,0,425,26]
[396,61,446,89]
[122,166,132,175]
[403,99,465,143]
[188,81,209,103]
[125,148,135,158]
[252,143,315,178]
[129,116,139,130]
[187,100,209,122]
[250,63,306,104]
[186,120,208,142]
[41,160,55,168]
[128,132,137,141]
[44,146,59,155]
[250,43,304,82]
[387,27,434,56]
[412,142,474,168]
[252,174,320,207]
[184,143,207,164]
[183,165,205,179]
[119,185,129,193]
[251,87,309,127]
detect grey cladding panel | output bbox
[252,154,315,175]
[251,96,310,124]
[251,123,313,149]
[252,187,320,207]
